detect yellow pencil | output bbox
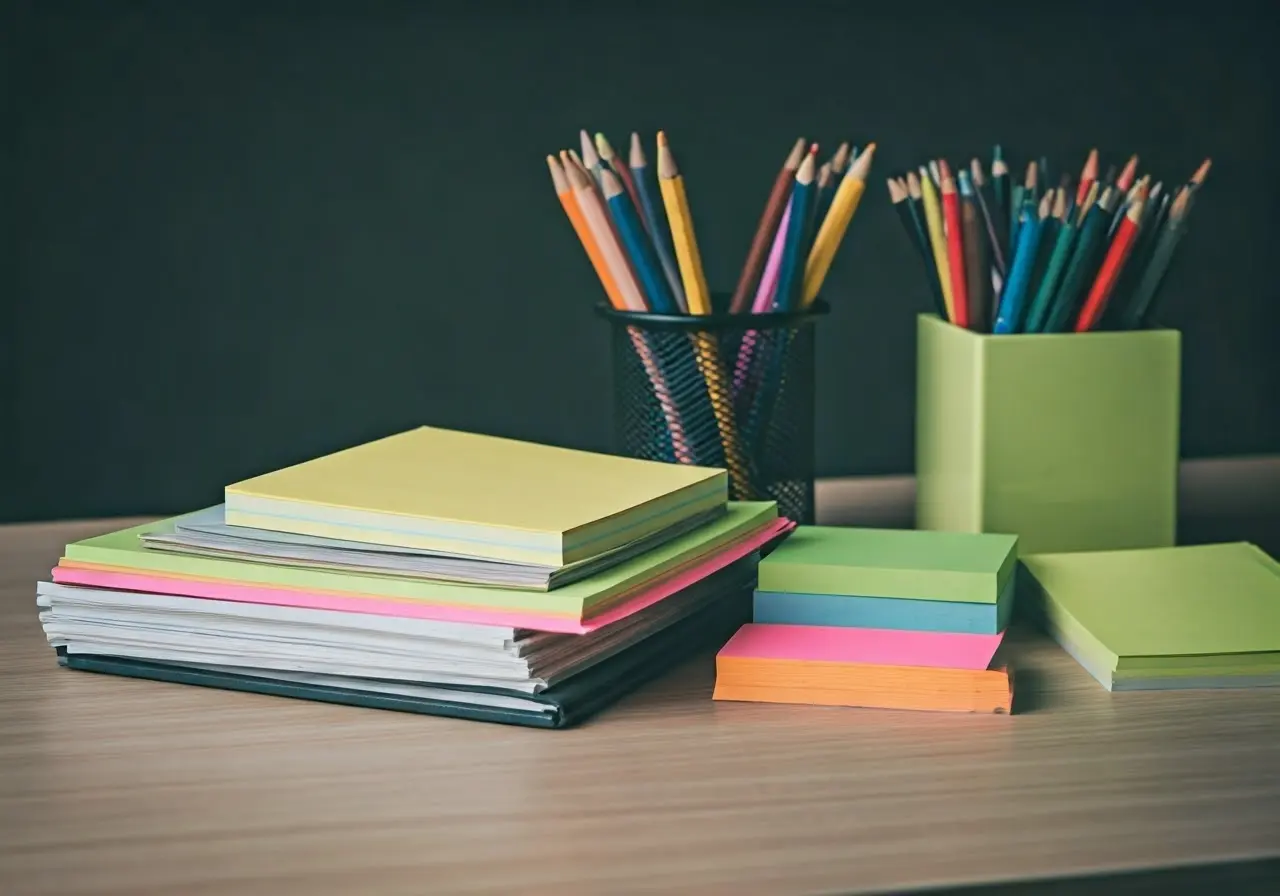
[801,143,876,306]
[917,166,954,321]
[653,131,752,499]
[656,131,713,315]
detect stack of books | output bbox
[38,426,792,728]
[713,526,1019,713]
[1024,542,1280,691]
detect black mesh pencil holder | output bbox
[596,299,829,524]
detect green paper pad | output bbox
[58,577,752,729]
[757,525,1018,604]
[62,502,777,619]
[1023,542,1280,691]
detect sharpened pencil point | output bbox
[656,131,668,148]
[594,132,615,161]
[628,132,645,168]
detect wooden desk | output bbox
[2,519,1278,895]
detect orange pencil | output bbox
[939,160,969,328]
[1074,187,1147,332]
[547,154,624,310]
[549,153,693,462]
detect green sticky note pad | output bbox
[1023,543,1280,678]
[915,314,1179,555]
[757,525,1018,603]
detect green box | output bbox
[915,313,1180,555]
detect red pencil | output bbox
[1115,154,1139,192]
[1075,148,1098,208]
[939,160,969,328]
[1074,187,1147,332]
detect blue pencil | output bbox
[993,196,1047,334]
[628,133,688,313]
[772,151,817,311]
[601,170,678,314]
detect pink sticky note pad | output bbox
[53,518,794,636]
[718,623,1003,670]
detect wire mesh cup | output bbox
[597,299,829,524]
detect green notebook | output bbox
[61,502,778,622]
[757,525,1018,604]
[1023,542,1280,691]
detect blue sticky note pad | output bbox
[752,576,1015,634]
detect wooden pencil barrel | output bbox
[596,299,829,525]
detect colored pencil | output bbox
[601,169,678,315]
[830,142,851,180]
[958,170,990,332]
[580,130,605,184]
[918,164,954,321]
[751,197,792,313]
[1116,154,1139,192]
[1041,187,1119,332]
[939,160,969,328]
[1107,184,1168,328]
[596,132,644,225]
[772,149,818,311]
[1075,187,1147,331]
[656,132,713,315]
[892,174,946,317]
[802,144,875,308]
[728,138,805,314]
[992,193,1049,334]
[548,155,626,311]
[549,155,691,462]
[1026,188,1063,315]
[1023,190,1079,333]
[812,161,835,239]
[628,132,688,312]
[991,145,1010,255]
[1119,187,1192,327]
[1075,148,1098,208]
[563,159,646,312]
[656,131,752,497]
[970,158,1007,276]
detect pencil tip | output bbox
[594,132,611,158]
[656,130,668,147]
[994,144,1004,160]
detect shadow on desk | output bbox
[898,857,1280,895]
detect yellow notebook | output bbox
[225,427,727,566]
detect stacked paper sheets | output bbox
[715,526,1018,713]
[39,426,793,727]
[1023,542,1280,691]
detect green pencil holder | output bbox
[915,313,1180,555]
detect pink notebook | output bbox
[718,623,1004,670]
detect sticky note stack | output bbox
[714,526,1019,713]
[1023,542,1280,691]
[38,426,794,728]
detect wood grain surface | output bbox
[3,519,1279,896]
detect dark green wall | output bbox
[5,2,1279,522]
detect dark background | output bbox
[5,1,1278,524]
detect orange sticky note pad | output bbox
[713,623,1013,714]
